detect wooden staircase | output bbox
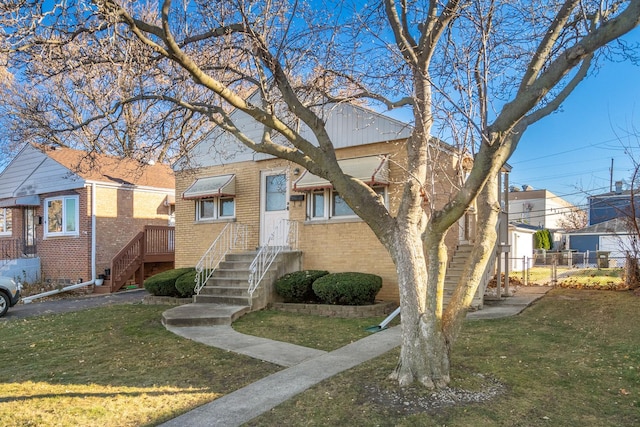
[95,226,175,294]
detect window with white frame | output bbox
[196,197,235,221]
[0,208,12,235]
[44,196,79,237]
[308,187,386,220]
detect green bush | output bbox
[275,270,329,302]
[144,268,194,297]
[175,269,197,297]
[312,272,382,305]
[534,229,553,250]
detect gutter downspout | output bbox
[91,182,96,282]
[22,280,96,304]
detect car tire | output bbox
[0,292,8,317]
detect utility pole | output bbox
[610,158,614,192]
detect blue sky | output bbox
[507,29,640,209]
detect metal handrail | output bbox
[194,223,248,295]
[248,219,298,302]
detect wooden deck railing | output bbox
[109,226,174,292]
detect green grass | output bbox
[233,309,398,351]
[244,288,640,426]
[0,304,281,427]
[509,266,572,285]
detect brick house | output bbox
[172,103,504,308]
[0,144,175,292]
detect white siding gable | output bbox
[0,145,85,199]
[174,102,412,170]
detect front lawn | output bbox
[0,305,281,426]
[244,288,640,426]
[2,289,639,426]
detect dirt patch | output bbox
[486,275,525,288]
[359,374,506,415]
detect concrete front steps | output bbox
[161,250,302,327]
[194,252,267,307]
[443,244,484,309]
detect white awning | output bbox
[0,195,40,208]
[293,155,389,192]
[182,174,236,199]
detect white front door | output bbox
[260,170,290,246]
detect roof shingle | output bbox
[38,145,175,189]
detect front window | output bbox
[311,191,325,218]
[45,196,79,237]
[0,209,12,235]
[332,192,355,217]
[219,197,235,217]
[308,187,386,220]
[196,197,235,221]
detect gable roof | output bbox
[43,145,175,189]
[0,144,174,200]
[173,102,414,170]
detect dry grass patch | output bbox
[557,268,625,289]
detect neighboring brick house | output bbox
[0,144,175,291]
[172,103,491,304]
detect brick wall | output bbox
[175,158,291,267]
[94,185,172,275]
[175,141,461,303]
[38,189,92,283]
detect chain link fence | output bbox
[504,251,625,288]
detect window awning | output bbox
[182,174,236,199]
[0,195,40,208]
[293,155,389,192]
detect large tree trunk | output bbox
[389,170,503,389]
[388,225,450,388]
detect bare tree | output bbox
[0,3,216,163]
[2,0,639,388]
[557,207,588,231]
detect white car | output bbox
[0,277,21,317]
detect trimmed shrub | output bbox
[144,268,194,297]
[275,270,329,302]
[312,272,382,305]
[175,269,198,297]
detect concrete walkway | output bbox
[159,285,551,427]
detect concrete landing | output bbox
[161,303,249,326]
